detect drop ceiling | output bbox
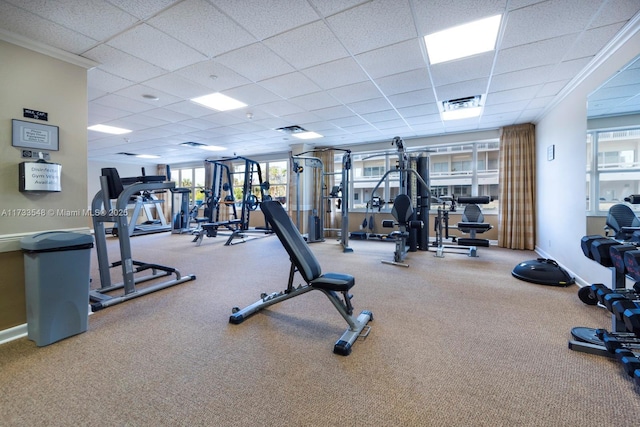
[1,0,639,165]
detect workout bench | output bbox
[229,201,373,356]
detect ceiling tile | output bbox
[355,39,427,79]
[258,72,322,99]
[500,0,602,49]
[433,78,490,102]
[493,34,577,75]
[588,0,640,28]
[565,22,625,61]
[0,2,97,53]
[106,23,207,71]
[347,97,394,115]
[329,81,382,104]
[290,91,341,111]
[8,0,138,40]
[429,53,495,87]
[175,60,252,92]
[148,0,256,57]
[263,20,349,69]
[92,93,158,113]
[214,42,295,82]
[88,68,134,93]
[489,65,554,92]
[389,90,437,109]
[143,73,212,99]
[302,57,370,89]
[105,0,178,20]
[83,44,166,82]
[376,69,432,97]
[211,0,320,40]
[326,0,417,54]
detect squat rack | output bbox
[194,156,272,246]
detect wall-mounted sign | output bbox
[12,119,59,151]
[19,161,62,192]
[23,109,48,121]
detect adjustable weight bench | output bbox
[229,201,372,356]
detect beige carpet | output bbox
[1,230,639,426]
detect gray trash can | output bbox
[20,231,94,346]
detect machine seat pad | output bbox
[457,222,492,232]
[310,272,355,292]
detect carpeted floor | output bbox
[2,230,640,426]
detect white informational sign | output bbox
[19,162,62,192]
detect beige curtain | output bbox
[498,123,536,250]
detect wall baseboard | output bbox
[0,323,27,345]
[535,246,587,287]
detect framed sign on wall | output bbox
[12,119,59,151]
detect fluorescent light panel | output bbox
[88,124,132,134]
[424,14,501,65]
[191,92,247,111]
[180,141,226,151]
[292,131,323,140]
[441,107,483,120]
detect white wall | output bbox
[536,29,640,286]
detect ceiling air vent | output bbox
[440,95,484,120]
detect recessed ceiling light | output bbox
[424,14,501,65]
[142,94,159,101]
[88,124,132,135]
[191,92,247,111]
[136,154,160,159]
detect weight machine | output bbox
[432,195,492,258]
[90,167,196,311]
[367,137,430,267]
[194,157,272,246]
[291,148,352,253]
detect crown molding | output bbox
[0,29,98,70]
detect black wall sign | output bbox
[23,109,48,121]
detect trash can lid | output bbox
[20,231,94,251]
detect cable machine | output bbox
[291,148,352,252]
[366,137,430,266]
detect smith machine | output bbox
[368,137,430,267]
[193,156,272,246]
[291,148,352,253]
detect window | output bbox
[231,160,288,208]
[266,160,288,206]
[175,167,206,204]
[587,127,640,214]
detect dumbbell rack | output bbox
[569,236,631,357]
